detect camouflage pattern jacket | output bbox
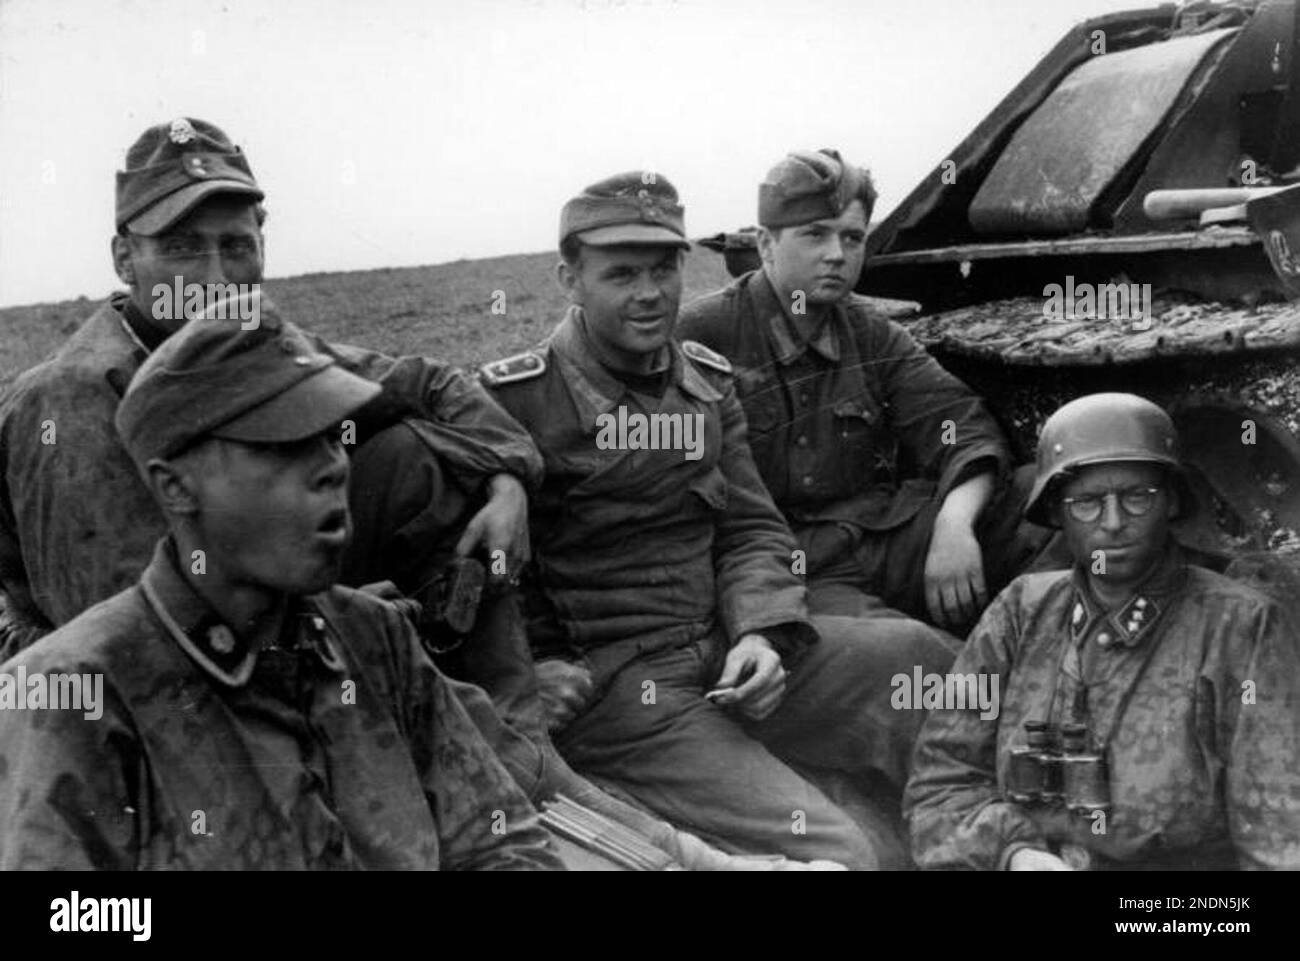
[904,544,1300,870]
[483,307,816,663]
[0,538,561,870]
[678,271,1009,570]
[0,293,544,640]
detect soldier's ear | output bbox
[145,456,202,517]
[111,234,136,286]
[556,259,583,305]
[757,226,778,267]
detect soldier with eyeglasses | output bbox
[904,393,1300,870]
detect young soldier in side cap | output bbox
[477,172,957,868]
[678,149,1047,632]
[0,117,538,652]
[904,394,1300,870]
[0,301,561,870]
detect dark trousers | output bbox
[343,419,552,745]
[554,617,955,869]
[347,421,956,868]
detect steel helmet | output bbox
[1025,393,1192,526]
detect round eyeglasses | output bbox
[1060,486,1162,524]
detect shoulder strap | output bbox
[680,339,733,374]
[479,351,547,387]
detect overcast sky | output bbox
[0,0,1147,307]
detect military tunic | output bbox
[677,271,1030,619]
[0,292,543,640]
[903,544,1300,870]
[0,538,561,870]
[481,307,956,868]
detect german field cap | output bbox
[116,117,264,236]
[758,148,876,228]
[559,171,690,248]
[116,291,380,467]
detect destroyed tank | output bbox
[704,0,1300,593]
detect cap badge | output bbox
[637,188,660,221]
[169,118,197,144]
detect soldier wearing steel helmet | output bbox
[904,393,1300,870]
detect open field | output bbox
[0,247,734,389]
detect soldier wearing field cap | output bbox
[0,117,540,653]
[477,171,957,868]
[679,149,1046,633]
[0,301,561,870]
[905,393,1300,870]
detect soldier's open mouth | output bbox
[316,508,349,543]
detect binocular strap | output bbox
[1045,619,1168,755]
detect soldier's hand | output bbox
[923,516,988,629]
[534,658,594,733]
[1008,848,1073,871]
[455,473,531,586]
[711,634,786,721]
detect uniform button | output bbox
[796,435,809,447]
[802,474,814,486]
[1135,597,1148,609]
[207,624,236,655]
[1131,608,1144,621]
[1071,603,1084,626]
[799,392,810,406]
[1096,632,1112,648]
[1127,621,1140,633]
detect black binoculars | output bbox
[1006,721,1110,814]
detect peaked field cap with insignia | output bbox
[116,291,380,467]
[1025,392,1193,526]
[559,171,690,249]
[116,117,264,236]
[758,148,877,229]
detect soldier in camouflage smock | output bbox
[0,118,539,652]
[904,394,1300,870]
[0,303,560,870]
